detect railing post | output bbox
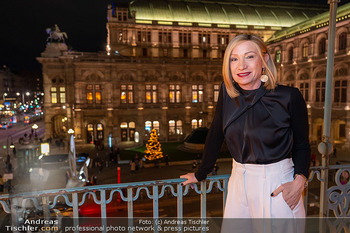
[223,179,228,213]
[200,181,207,233]
[72,193,79,233]
[318,1,339,232]
[10,198,20,233]
[177,183,183,233]
[200,181,207,218]
[127,187,133,233]
[42,196,50,233]
[100,190,107,233]
[153,185,159,233]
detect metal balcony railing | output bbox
[1,165,350,233]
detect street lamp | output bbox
[68,128,74,134]
[7,135,15,158]
[3,93,7,108]
[32,124,38,135]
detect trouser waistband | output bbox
[232,158,294,177]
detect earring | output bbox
[260,68,268,82]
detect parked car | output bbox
[0,122,10,129]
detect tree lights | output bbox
[144,129,164,161]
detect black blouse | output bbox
[195,82,311,181]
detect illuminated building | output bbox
[38,0,350,148]
[267,3,350,146]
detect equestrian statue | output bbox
[46,24,68,43]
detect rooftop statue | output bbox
[46,24,68,43]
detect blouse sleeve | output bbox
[290,88,311,178]
[195,83,225,181]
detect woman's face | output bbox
[230,41,268,90]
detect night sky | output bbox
[0,0,345,78]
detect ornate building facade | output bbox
[37,0,350,148]
[267,3,350,145]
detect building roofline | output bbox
[267,2,350,44]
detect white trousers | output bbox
[221,158,305,233]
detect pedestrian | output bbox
[192,160,197,171]
[109,150,114,162]
[196,154,201,166]
[333,147,337,158]
[340,171,349,185]
[97,161,103,173]
[134,154,140,171]
[180,34,310,227]
[130,159,136,176]
[12,147,16,158]
[115,147,120,162]
[140,157,144,168]
[0,175,4,192]
[212,163,219,175]
[311,153,316,166]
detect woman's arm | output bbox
[290,87,311,178]
[272,87,310,209]
[181,83,225,184]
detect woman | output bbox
[180,34,310,221]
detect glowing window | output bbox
[192,119,198,129]
[59,87,66,103]
[275,50,281,63]
[121,122,128,128]
[129,122,135,128]
[214,84,220,102]
[97,123,103,131]
[302,43,308,58]
[86,92,93,104]
[51,87,57,104]
[176,120,183,135]
[169,120,175,135]
[145,121,152,132]
[87,124,94,131]
[95,92,101,104]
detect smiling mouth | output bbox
[237,72,251,77]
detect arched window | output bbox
[121,122,128,141]
[169,120,183,135]
[87,124,94,143]
[176,120,183,135]
[86,123,104,143]
[288,47,293,62]
[169,120,175,135]
[145,121,160,135]
[299,82,309,102]
[275,50,281,63]
[319,38,326,55]
[121,122,135,141]
[339,32,347,51]
[129,122,135,141]
[96,123,104,140]
[191,119,203,129]
[334,80,347,103]
[302,43,308,58]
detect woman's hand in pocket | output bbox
[271,175,305,210]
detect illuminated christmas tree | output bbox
[144,129,164,161]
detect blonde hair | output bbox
[222,34,277,98]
